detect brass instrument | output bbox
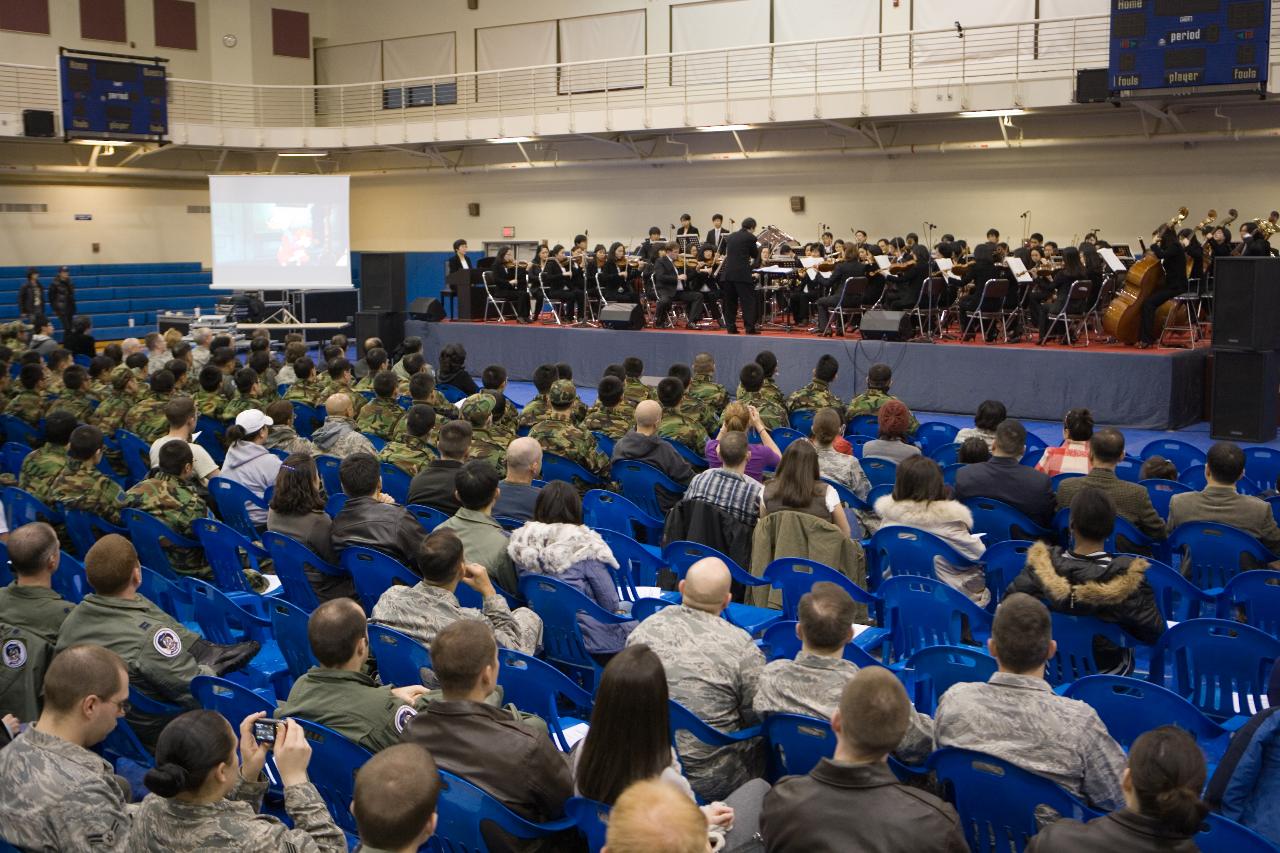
[1254,217,1279,239]
[1194,209,1218,235]
[1154,207,1189,238]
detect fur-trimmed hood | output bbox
[507,522,619,575]
[874,496,974,528]
[1024,541,1149,606]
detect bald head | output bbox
[121,337,142,356]
[603,779,710,853]
[679,558,731,614]
[505,437,543,476]
[635,400,661,429]
[325,393,353,418]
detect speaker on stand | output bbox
[1210,257,1280,443]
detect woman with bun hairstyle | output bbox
[1027,725,1209,852]
[221,409,283,527]
[129,710,345,851]
[1036,407,1094,477]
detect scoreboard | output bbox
[59,50,168,141]
[1109,0,1270,95]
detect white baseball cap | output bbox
[234,409,273,434]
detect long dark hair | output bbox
[1128,726,1209,836]
[533,481,583,525]
[575,645,671,805]
[1060,246,1086,279]
[768,441,824,508]
[439,343,467,377]
[144,710,236,798]
[892,455,947,503]
[269,452,326,515]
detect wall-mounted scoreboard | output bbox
[59,49,168,142]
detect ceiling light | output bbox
[958,108,1027,118]
[278,150,328,157]
[696,124,751,132]
[69,138,136,146]
[487,136,533,144]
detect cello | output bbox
[1102,207,1187,344]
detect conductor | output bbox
[719,217,761,335]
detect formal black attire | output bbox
[638,239,665,264]
[48,276,76,331]
[1242,235,1273,257]
[886,254,925,310]
[690,264,723,324]
[788,268,831,324]
[1140,240,1186,344]
[652,255,703,327]
[539,260,584,322]
[1031,270,1079,340]
[720,227,761,333]
[592,260,639,304]
[675,225,700,254]
[17,280,44,320]
[815,262,870,333]
[490,262,535,321]
[957,251,1011,334]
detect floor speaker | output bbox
[1212,257,1280,351]
[408,297,445,322]
[356,310,405,355]
[1211,350,1278,443]
[360,252,407,312]
[600,303,645,330]
[859,310,911,341]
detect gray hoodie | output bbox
[311,416,376,459]
[222,441,282,525]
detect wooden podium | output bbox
[447,269,487,321]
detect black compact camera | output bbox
[252,719,282,745]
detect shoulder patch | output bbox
[152,627,182,658]
[393,704,418,733]
[2,638,27,668]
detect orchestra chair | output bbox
[860,457,897,489]
[436,383,467,404]
[942,462,964,488]
[139,565,196,627]
[1063,675,1227,755]
[763,713,837,782]
[1113,454,1144,483]
[1147,618,1280,721]
[928,442,961,467]
[662,436,707,470]
[770,426,806,454]
[1158,276,1207,348]
[669,701,762,793]
[324,492,347,517]
[1083,275,1118,340]
[598,529,665,601]
[480,269,517,322]
[1,487,61,532]
[591,430,615,458]
[1038,281,1095,347]
[191,518,278,601]
[185,578,289,696]
[191,675,277,730]
[960,279,1012,343]
[903,644,998,716]
[0,414,42,448]
[821,276,867,336]
[908,276,948,339]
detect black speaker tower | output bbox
[359,252,407,312]
[1210,257,1280,442]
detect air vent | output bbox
[0,203,48,213]
[187,205,211,214]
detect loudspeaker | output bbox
[1212,257,1280,351]
[1075,68,1110,104]
[859,310,911,341]
[356,310,405,354]
[467,202,480,217]
[1211,350,1278,442]
[359,252,407,312]
[22,109,54,137]
[599,303,645,330]
[408,296,445,321]
[789,196,805,213]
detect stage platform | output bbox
[420,322,1208,431]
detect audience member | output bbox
[219,366,263,422]
[810,406,870,499]
[355,370,404,440]
[955,399,1006,450]
[264,398,317,456]
[18,409,75,503]
[786,354,844,420]
[955,419,1055,527]
[656,376,709,454]
[1205,661,1280,843]
[150,396,221,486]
[620,356,654,407]
[582,375,634,440]
[267,452,356,602]
[706,401,781,482]
[320,358,366,415]
[679,429,763,527]
[312,393,376,458]
[48,363,93,421]
[437,342,478,396]
[0,645,134,851]
[407,419,472,513]
[221,409,283,527]
[760,440,853,540]
[612,399,694,513]
[329,452,426,564]
[1167,441,1280,555]
[493,436,543,522]
[846,362,918,433]
[626,558,764,801]
[517,363,560,428]
[438,460,518,595]
[1036,407,1094,477]
[378,403,436,477]
[603,779,713,853]
[353,743,441,852]
[125,440,220,581]
[457,393,507,473]
[862,400,922,464]
[0,523,69,718]
[530,379,610,475]
[957,436,991,464]
[371,529,542,654]
[1056,429,1166,543]
[934,593,1126,810]
[762,668,966,852]
[876,456,988,605]
[50,424,126,524]
[282,357,326,406]
[736,362,787,431]
[276,598,430,752]
[130,710,343,850]
[192,364,229,416]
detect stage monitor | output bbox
[209,175,352,291]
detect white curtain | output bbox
[476,20,558,100]
[671,0,771,87]
[772,0,879,92]
[1037,0,1109,62]
[315,41,382,84]
[1040,0,1108,17]
[383,32,456,81]
[558,10,646,94]
[911,0,1035,70]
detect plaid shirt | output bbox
[1035,440,1091,477]
[682,468,763,525]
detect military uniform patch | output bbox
[393,704,418,733]
[2,638,26,668]
[152,627,182,658]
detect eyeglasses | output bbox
[99,696,131,715]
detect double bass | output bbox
[1102,207,1187,344]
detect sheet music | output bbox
[801,256,822,269]
[1005,256,1034,283]
[1097,248,1127,272]
[755,265,795,274]
[874,255,892,271]
[935,257,954,272]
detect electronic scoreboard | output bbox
[1109,0,1270,95]
[59,49,168,142]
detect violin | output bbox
[888,257,916,275]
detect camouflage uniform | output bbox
[50,457,127,525]
[0,726,133,852]
[371,582,542,656]
[277,667,430,753]
[581,402,634,440]
[517,395,549,428]
[678,395,718,437]
[490,396,520,442]
[19,444,67,505]
[8,390,47,426]
[0,321,25,348]
[354,396,404,440]
[753,651,933,763]
[45,372,65,396]
[626,604,765,801]
[389,392,457,442]
[282,377,327,407]
[934,672,1127,810]
[689,372,729,415]
[218,394,259,423]
[124,472,211,579]
[264,425,315,456]
[310,416,376,459]
[89,378,111,402]
[786,378,846,419]
[92,391,136,435]
[736,388,788,431]
[352,369,389,392]
[319,380,367,415]
[530,383,610,476]
[378,434,436,477]
[459,394,507,474]
[0,583,72,643]
[622,377,655,407]
[847,388,920,433]
[762,378,787,410]
[657,405,708,454]
[129,778,344,852]
[48,388,95,423]
[123,395,169,441]
[190,388,226,419]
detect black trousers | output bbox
[723,279,757,331]
[1140,285,1180,344]
[600,287,639,304]
[816,290,861,332]
[542,288,584,321]
[655,289,704,326]
[490,287,532,321]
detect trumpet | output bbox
[1154,206,1189,238]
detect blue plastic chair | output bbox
[324,492,347,517]
[845,434,873,458]
[194,415,227,466]
[63,509,126,560]
[662,541,782,635]
[52,552,89,604]
[1045,612,1132,685]
[583,489,663,545]
[361,433,387,452]
[114,429,153,485]
[962,497,1052,544]
[789,409,816,434]
[763,713,837,781]
[2,487,63,529]
[868,483,894,506]
[292,719,372,837]
[1020,432,1049,467]
[1063,675,1226,751]
[139,565,195,625]
[1114,454,1144,483]
[903,644,998,716]
[0,415,42,447]
[591,431,616,458]
[1179,464,1210,491]
[436,383,467,403]
[942,463,964,488]
[845,413,879,438]
[929,442,961,467]
[611,458,685,520]
[367,623,432,688]
[1051,472,1084,490]
[1197,812,1280,853]
[761,557,881,624]
[1216,570,1280,638]
[269,597,318,685]
[539,451,606,489]
[207,477,268,542]
[498,648,594,752]
[861,457,897,488]
[981,540,1034,608]
[121,508,197,581]
[379,462,411,504]
[929,747,1102,852]
[433,768,574,851]
[290,402,325,438]
[1168,521,1278,590]
[191,675,277,730]
[1141,438,1207,473]
[1243,446,1280,493]
[186,578,288,694]
[1140,477,1192,520]
[192,517,275,599]
[342,546,419,615]
[758,620,883,669]
[261,531,346,613]
[519,573,636,692]
[876,575,993,664]
[662,436,707,469]
[0,441,31,477]
[315,455,343,497]
[1146,560,1216,622]
[669,699,762,774]
[870,525,982,589]
[769,427,806,454]
[598,528,664,599]
[1148,618,1280,721]
[915,422,960,456]
[822,477,870,512]
[406,503,449,533]
[1270,495,1280,528]
[632,597,675,621]
[564,798,610,853]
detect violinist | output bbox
[491,246,536,323]
[596,242,640,304]
[957,242,1010,340]
[652,242,705,328]
[931,241,963,310]
[789,242,831,326]
[885,237,925,310]
[1137,226,1186,349]
[815,244,875,334]
[692,243,724,326]
[860,244,888,308]
[540,244,585,323]
[819,231,836,257]
[1032,246,1088,344]
[904,232,930,267]
[851,229,868,248]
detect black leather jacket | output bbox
[330,495,426,568]
[1027,809,1200,853]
